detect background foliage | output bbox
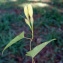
[0,0,63,63]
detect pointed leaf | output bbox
[30,17,34,26]
[28,4,33,27]
[24,6,28,19]
[2,31,24,54]
[25,19,31,29]
[26,39,56,58]
[28,4,33,18]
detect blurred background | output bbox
[0,0,63,63]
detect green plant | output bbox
[2,4,56,63]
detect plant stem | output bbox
[32,30,33,39]
[32,58,34,63]
[29,33,34,63]
[30,39,32,50]
[32,58,35,63]
[31,25,35,63]
[24,37,31,40]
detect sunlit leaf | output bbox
[30,17,34,26]
[24,6,28,19]
[26,39,56,58]
[28,4,33,18]
[24,4,33,30]
[25,19,31,29]
[2,31,24,54]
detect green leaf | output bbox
[26,39,56,58]
[2,31,24,54]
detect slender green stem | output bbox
[30,39,32,50]
[31,25,35,63]
[24,37,31,40]
[32,58,34,63]
[29,18,35,63]
[24,37,32,51]
[30,26,33,39]
[32,30,33,39]
[32,58,35,63]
